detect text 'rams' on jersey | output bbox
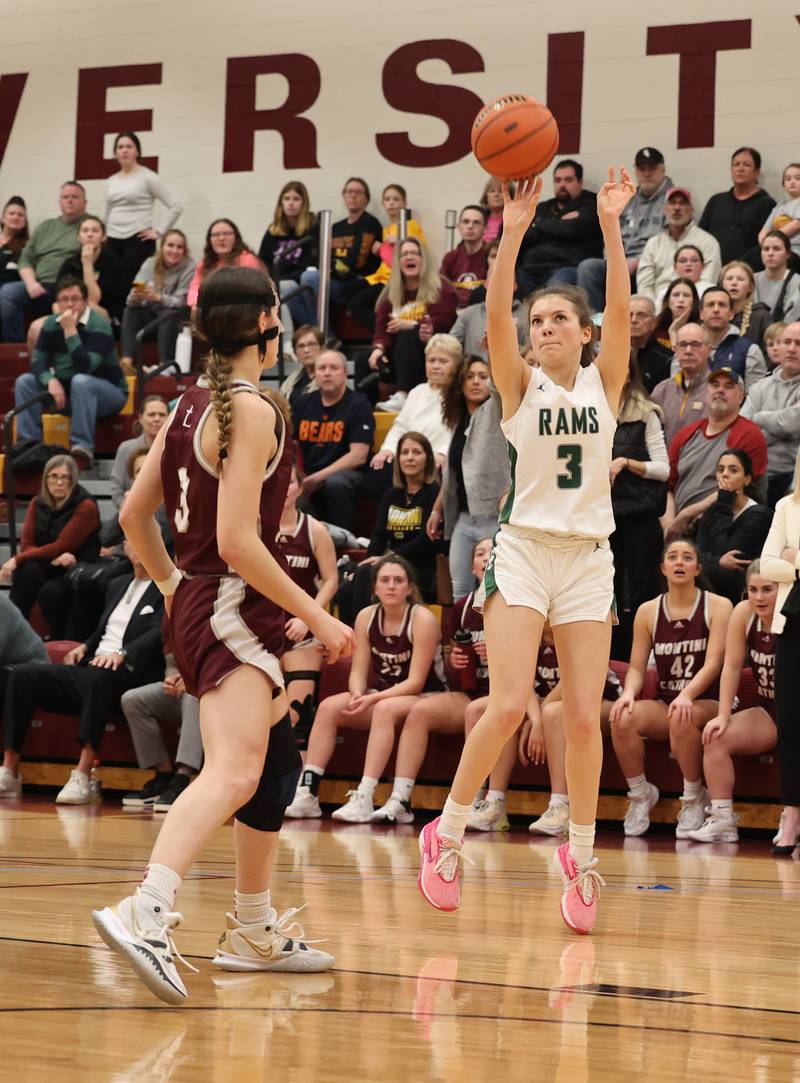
[499,364,616,541]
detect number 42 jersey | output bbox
[499,362,616,542]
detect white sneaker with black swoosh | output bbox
[213,906,335,972]
[91,893,197,1006]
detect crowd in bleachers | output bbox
[1,131,800,853]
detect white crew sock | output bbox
[439,795,473,843]
[683,778,703,800]
[625,774,648,799]
[357,776,378,798]
[393,777,415,802]
[569,821,596,867]
[139,862,182,913]
[486,789,506,804]
[235,888,272,926]
[550,792,569,807]
[711,798,733,815]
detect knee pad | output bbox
[234,714,302,832]
[284,670,321,749]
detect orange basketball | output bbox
[471,94,560,181]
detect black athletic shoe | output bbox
[152,772,193,812]
[122,772,174,808]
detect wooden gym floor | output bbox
[1,798,799,1082]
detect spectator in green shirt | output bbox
[14,276,128,464]
[0,181,88,342]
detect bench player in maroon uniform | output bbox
[610,538,731,838]
[522,652,622,838]
[277,464,338,744]
[91,266,353,1006]
[686,560,777,843]
[287,553,445,822]
[370,538,493,826]
[464,621,562,832]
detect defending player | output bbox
[417,168,636,934]
[91,266,353,1005]
[609,539,731,837]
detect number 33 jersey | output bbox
[499,362,616,542]
[161,379,293,576]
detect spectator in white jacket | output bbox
[741,321,800,507]
[370,333,460,477]
[636,188,721,303]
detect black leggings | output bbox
[774,612,800,806]
[9,561,72,638]
[106,235,157,297]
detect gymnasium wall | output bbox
[1,0,798,264]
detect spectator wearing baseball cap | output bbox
[698,147,775,268]
[636,188,721,304]
[664,365,768,538]
[576,146,672,311]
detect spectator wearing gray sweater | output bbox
[0,594,47,796]
[741,320,800,507]
[110,395,169,508]
[119,231,195,367]
[104,132,183,295]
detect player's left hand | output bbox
[667,691,695,727]
[597,166,636,221]
[609,457,628,485]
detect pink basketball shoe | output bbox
[417,816,465,912]
[553,843,606,935]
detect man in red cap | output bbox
[636,188,721,303]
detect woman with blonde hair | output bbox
[719,259,771,349]
[360,237,458,411]
[120,229,195,370]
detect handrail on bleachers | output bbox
[316,209,332,338]
[2,389,52,557]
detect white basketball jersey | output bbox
[499,363,616,541]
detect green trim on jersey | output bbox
[499,441,518,525]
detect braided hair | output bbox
[195,265,278,470]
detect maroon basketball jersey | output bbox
[454,591,488,696]
[747,614,775,716]
[161,379,292,576]
[535,643,560,699]
[653,591,717,704]
[368,603,446,693]
[277,512,319,597]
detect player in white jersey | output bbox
[418,168,636,934]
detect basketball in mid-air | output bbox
[471,95,560,181]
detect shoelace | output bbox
[433,839,475,882]
[270,905,328,946]
[147,911,199,974]
[344,789,370,806]
[573,861,606,905]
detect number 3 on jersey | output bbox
[556,444,582,489]
[175,467,190,533]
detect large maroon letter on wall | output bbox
[0,73,27,168]
[75,65,162,179]
[223,55,320,172]
[547,33,584,154]
[377,40,484,167]
[647,21,751,148]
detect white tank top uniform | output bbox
[477,363,617,625]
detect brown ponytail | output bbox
[206,347,235,467]
[195,265,278,470]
